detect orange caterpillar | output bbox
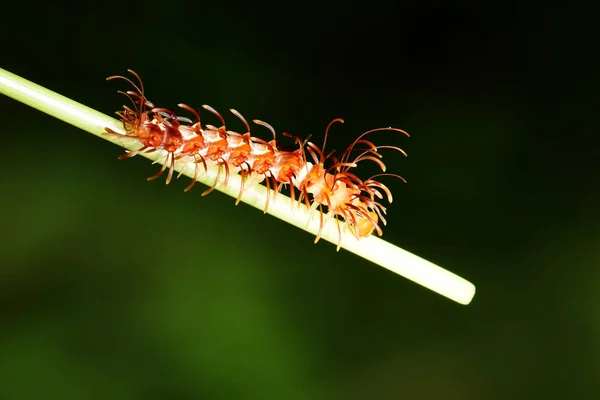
[104,70,408,245]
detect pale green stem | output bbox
[0,67,476,305]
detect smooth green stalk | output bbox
[0,67,475,305]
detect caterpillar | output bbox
[104,70,409,247]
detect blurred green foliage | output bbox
[1,1,598,399]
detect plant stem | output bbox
[0,67,475,305]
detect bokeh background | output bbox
[1,1,598,399]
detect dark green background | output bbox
[1,1,598,399]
